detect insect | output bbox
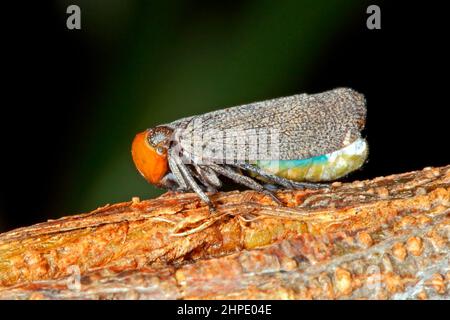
[132,88,368,210]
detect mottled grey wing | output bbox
[172,88,366,162]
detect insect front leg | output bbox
[158,173,184,191]
[168,155,189,191]
[169,148,216,211]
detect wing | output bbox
[172,88,366,162]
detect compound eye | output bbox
[156,146,165,156]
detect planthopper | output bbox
[131,88,368,210]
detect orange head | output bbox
[131,127,172,186]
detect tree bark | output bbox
[0,165,449,299]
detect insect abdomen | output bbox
[255,138,368,182]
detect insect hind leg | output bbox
[236,163,330,190]
[209,164,283,206]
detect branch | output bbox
[0,165,449,299]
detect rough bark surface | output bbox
[0,165,449,300]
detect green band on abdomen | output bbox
[255,138,368,182]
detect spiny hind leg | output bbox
[209,164,283,205]
[236,163,330,190]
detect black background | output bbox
[1,1,449,232]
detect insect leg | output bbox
[169,149,215,210]
[194,164,222,190]
[158,173,182,191]
[168,155,189,190]
[208,164,283,205]
[237,163,330,190]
